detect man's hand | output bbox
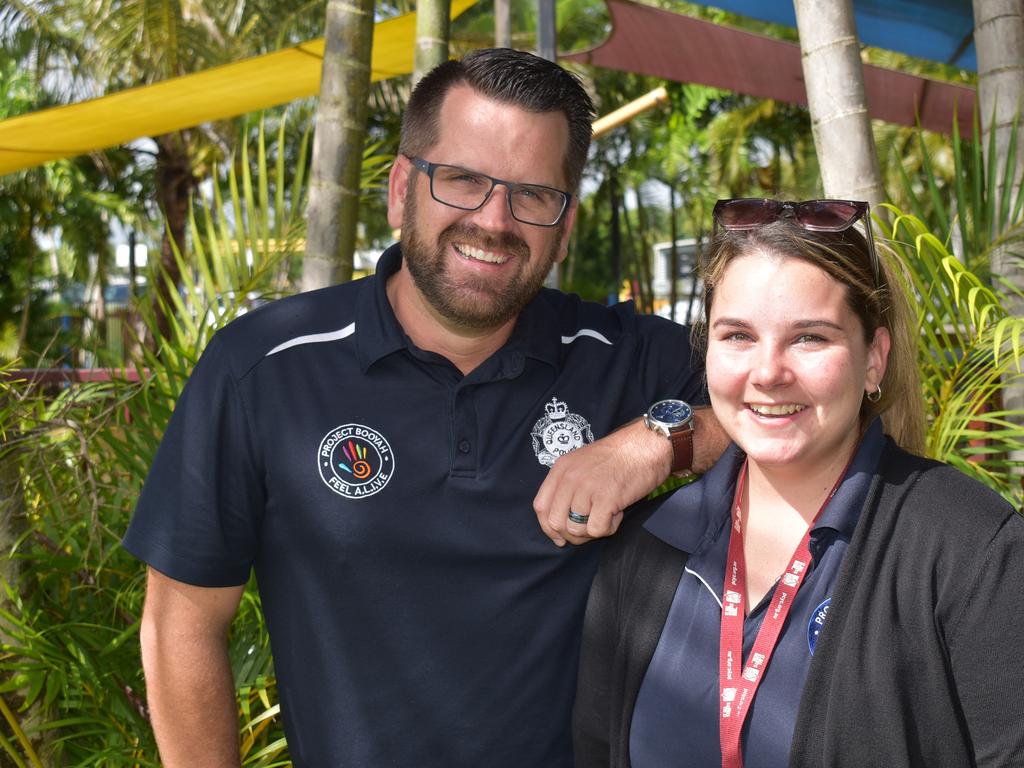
[532,407,728,546]
[533,418,670,546]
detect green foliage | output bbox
[889,108,1024,508]
[884,206,1024,506]
[0,116,370,764]
[0,51,149,366]
[894,108,1024,281]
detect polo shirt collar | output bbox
[504,288,562,368]
[645,418,887,556]
[815,418,885,541]
[355,244,412,372]
[645,443,745,554]
[355,244,562,375]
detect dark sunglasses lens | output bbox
[715,199,780,229]
[796,200,862,230]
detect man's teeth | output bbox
[454,243,507,264]
[750,404,805,416]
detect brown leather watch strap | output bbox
[669,425,694,476]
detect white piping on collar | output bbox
[265,322,356,357]
[685,565,722,609]
[561,328,612,345]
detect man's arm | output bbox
[533,406,728,546]
[140,567,245,767]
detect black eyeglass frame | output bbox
[407,155,572,227]
[712,198,881,285]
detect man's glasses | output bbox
[712,198,880,283]
[408,156,571,227]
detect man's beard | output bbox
[401,189,562,330]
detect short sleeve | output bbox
[122,332,264,587]
[631,311,707,406]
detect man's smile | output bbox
[453,242,509,264]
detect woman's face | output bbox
[706,251,889,478]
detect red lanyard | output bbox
[718,460,847,768]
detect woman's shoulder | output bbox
[877,441,1020,543]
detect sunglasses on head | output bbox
[712,198,880,283]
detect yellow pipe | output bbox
[592,86,669,138]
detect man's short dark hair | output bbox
[398,48,595,191]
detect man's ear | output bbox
[387,155,412,230]
[554,197,578,264]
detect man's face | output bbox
[387,85,577,331]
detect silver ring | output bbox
[568,510,590,525]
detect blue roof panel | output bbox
[698,0,976,70]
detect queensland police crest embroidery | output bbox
[318,424,395,498]
[530,397,594,467]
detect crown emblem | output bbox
[544,397,568,420]
[531,396,594,467]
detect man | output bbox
[124,49,725,767]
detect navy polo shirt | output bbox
[630,420,886,768]
[123,244,705,767]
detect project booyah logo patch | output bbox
[531,397,594,467]
[807,597,831,655]
[318,424,395,498]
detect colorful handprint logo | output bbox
[317,424,395,498]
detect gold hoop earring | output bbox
[866,383,882,403]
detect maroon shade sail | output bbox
[563,0,974,136]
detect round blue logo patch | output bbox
[807,597,831,655]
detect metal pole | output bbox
[537,0,556,62]
[495,0,511,48]
[128,229,138,298]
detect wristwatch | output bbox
[644,399,695,476]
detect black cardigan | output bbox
[573,441,1024,767]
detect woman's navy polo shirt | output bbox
[123,244,706,767]
[630,420,886,767]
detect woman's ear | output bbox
[865,326,891,395]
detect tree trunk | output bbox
[630,180,654,314]
[413,0,450,85]
[793,0,884,205]
[975,0,1024,206]
[974,0,1024,465]
[154,136,193,341]
[495,0,511,47]
[302,0,375,293]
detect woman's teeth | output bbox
[749,403,805,416]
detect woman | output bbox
[573,199,1024,768]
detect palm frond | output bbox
[884,205,1024,505]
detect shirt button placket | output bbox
[452,386,478,475]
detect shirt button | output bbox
[458,440,472,454]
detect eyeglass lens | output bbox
[429,164,566,226]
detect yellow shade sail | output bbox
[0,0,477,177]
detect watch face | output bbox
[650,399,693,427]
